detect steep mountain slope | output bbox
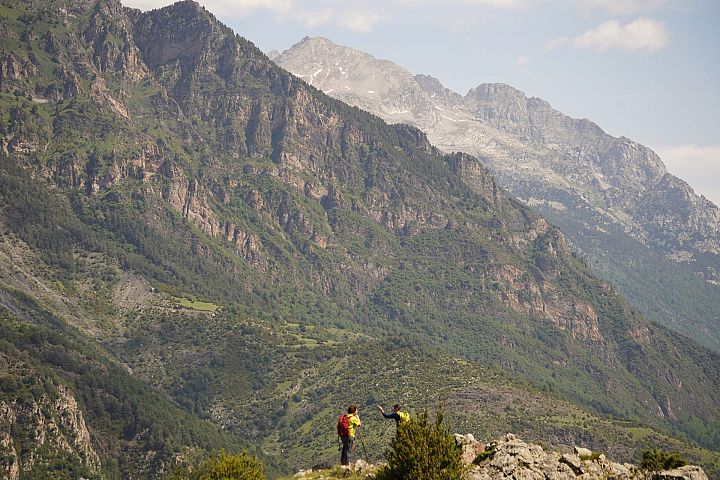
[1,0,720,476]
[274,37,720,352]
[0,285,259,479]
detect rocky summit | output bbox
[275,37,720,352]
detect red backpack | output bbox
[337,414,350,437]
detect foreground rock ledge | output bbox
[460,433,708,480]
[294,433,709,479]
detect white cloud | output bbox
[293,8,335,28]
[577,0,668,16]
[292,8,385,32]
[124,0,293,17]
[657,145,720,206]
[123,0,385,32]
[457,0,523,5]
[543,36,570,53]
[546,17,670,53]
[516,55,532,65]
[394,0,524,7]
[336,11,385,33]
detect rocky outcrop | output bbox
[291,434,709,480]
[0,52,37,85]
[0,431,20,480]
[492,263,603,342]
[84,0,148,80]
[457,434,708,480]
[0,383,101,478]
[653,466,709,480]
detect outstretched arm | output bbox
[377,405,399,420]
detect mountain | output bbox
[1,1,720,477]
[274,37,720,352]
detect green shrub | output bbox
[375,405,465,480]
[639,448,687,472]
[168,450,265,480]
[579,452,601,461]
[473,449,495,464]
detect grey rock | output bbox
[454,433,477,445]
[450,433,708,479]
[560,453,583,475]
[574,446,593,457]
[655,465,709,480]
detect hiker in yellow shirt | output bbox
[337,404,361,465]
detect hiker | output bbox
[337,404,361,465]
[376,403,410,427]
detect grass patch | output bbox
[174,296,219,312]
[277,466,366,479]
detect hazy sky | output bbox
[124,0,720,205]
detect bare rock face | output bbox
[0,52,37,85]
[0,383,102,478]
[0,431,20,480]
[84,0,148,80]
[274,36,441,132]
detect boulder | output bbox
[353,459,370,471]
[560,453,583,475]
[574,446,593,457]
[654,465,709,480]
[454,433,487,465]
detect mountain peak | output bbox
[414,74,447,94]
[279,35,363,62]
[298,35,332,45]
[174,0,203,10]
[133,0,230,68]
[158,0,219,25]
[466,83,527,101]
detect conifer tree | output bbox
[376,405,465,480]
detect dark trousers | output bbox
[340,435,355,465]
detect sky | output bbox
[124,0,720,205]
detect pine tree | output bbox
[376,405,465,480]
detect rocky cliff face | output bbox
[0,359,101,480]
[275,37,720,351]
